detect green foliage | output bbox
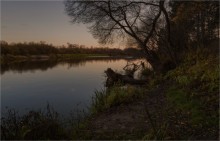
[164,45,219,138]
[166,87,204,124]
[91,89,107,113]
[166,44,219,92]
[91,86,144,114]
[175,75,191,86]
[106,86,144,107]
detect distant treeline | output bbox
[0,41,144,57]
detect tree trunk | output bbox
[105,68,147,87]
[160,0,178,65]
[143,49,176,73]
[145,51,161,72]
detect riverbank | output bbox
[0,54,137,64]
[70,45,219,140]
[1,45,219,140]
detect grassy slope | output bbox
[72,44,219,140]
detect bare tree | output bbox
[64,0,175,71]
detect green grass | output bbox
[91,85,145,114]
[163,45,219,138]
[140,44,219,139]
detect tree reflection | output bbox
[1,57,135,75]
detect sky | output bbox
[1,0,112,47]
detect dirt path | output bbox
[83,85,167,140]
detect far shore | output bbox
[0,54,139,64]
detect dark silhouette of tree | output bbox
[64,0,176,71]
[168,1,219,49]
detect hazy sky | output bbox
[1,0,107,47]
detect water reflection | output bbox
[1,57,135,75]
[1,58,138,116]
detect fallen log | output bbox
[104,68,147,87]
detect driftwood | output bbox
[123,61,145,77]
[105,68,147,87]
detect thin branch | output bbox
[144,9,162,45]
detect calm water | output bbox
[1,58,141,116]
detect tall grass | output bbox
[1,104,70,140]
[91,85,145,114]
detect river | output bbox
[1,58,144,117]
